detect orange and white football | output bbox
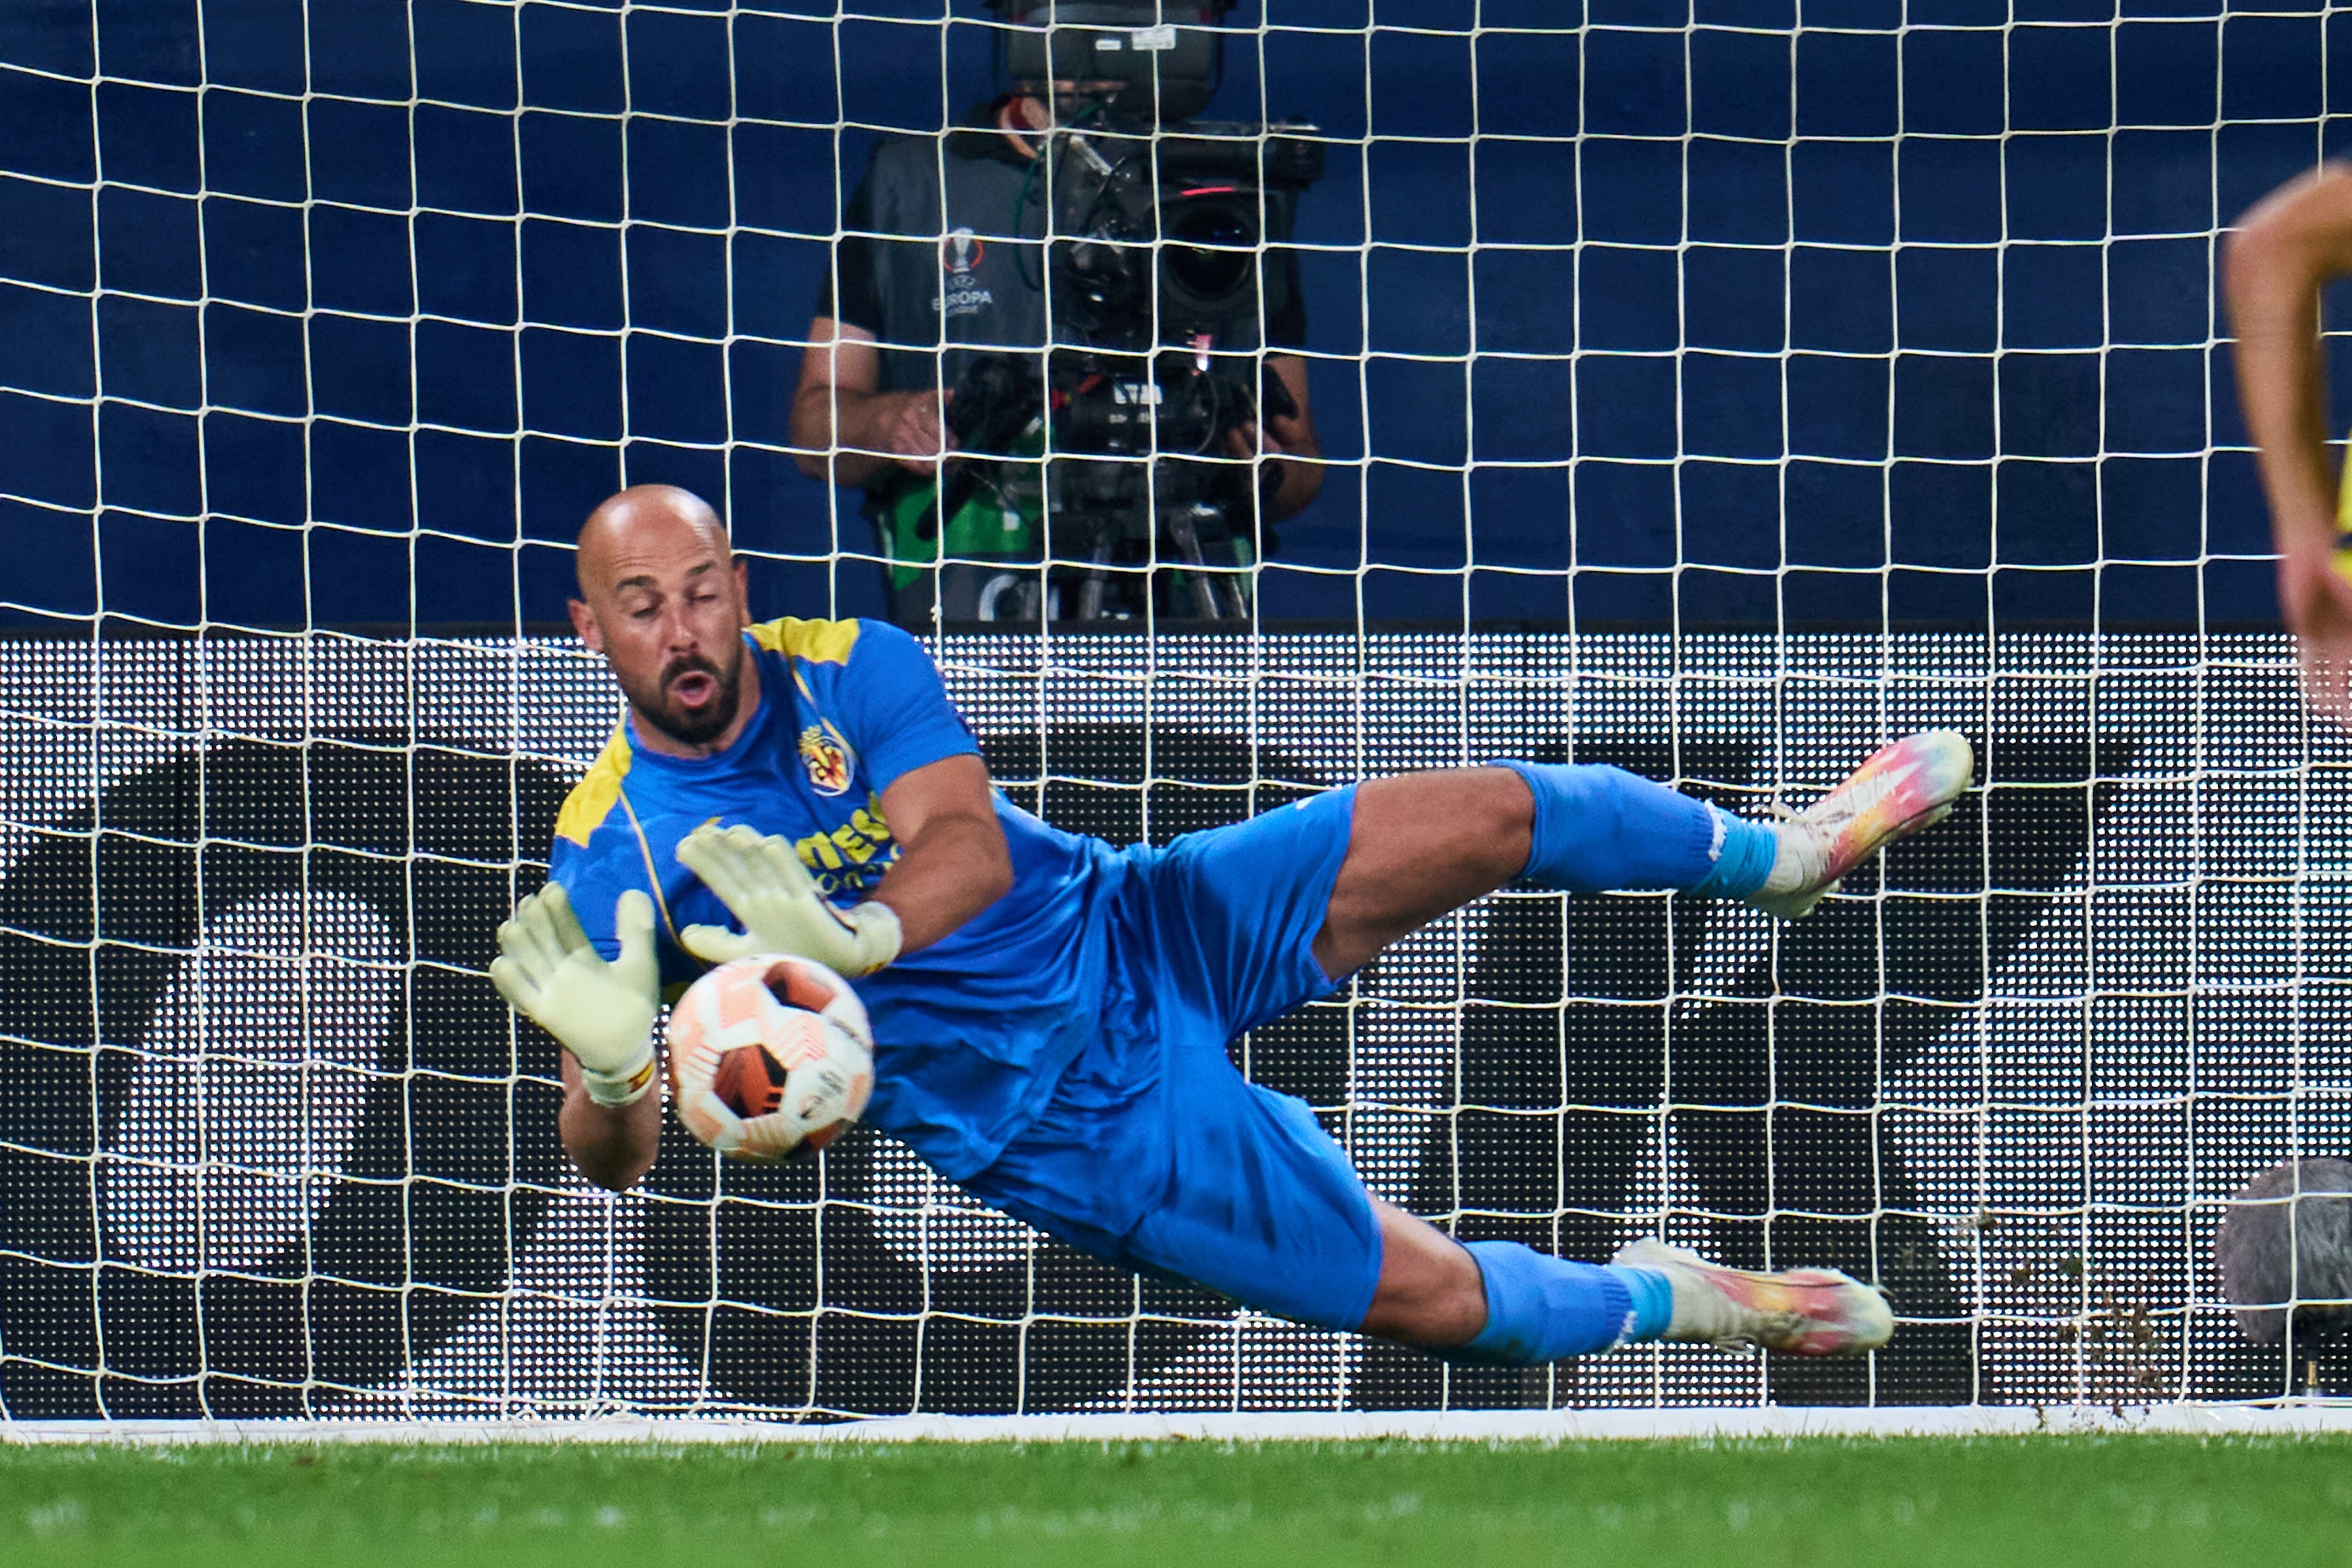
[666,954,874,1162]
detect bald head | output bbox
[567,485,758,755]
[576,484,728,597]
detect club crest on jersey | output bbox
[798,722,855,796]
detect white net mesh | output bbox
[0,0,2344,1420]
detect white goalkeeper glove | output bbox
[674,822,903,978]
[489,883,661,1106]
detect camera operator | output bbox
[788,2,1323,625]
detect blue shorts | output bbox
[958,786,1385,1330]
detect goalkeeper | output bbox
[494,484,1974,1365]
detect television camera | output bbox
[922,2,1322,621]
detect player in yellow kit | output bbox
[2230,163,2352,721]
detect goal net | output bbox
[0,0,2340,1423]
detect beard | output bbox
[623,643,746,748]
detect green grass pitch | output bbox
[2,1434,2347,1566]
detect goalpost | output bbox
[0,0,2343,1426]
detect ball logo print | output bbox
[668,955,875,1163]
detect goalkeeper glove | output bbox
[489,883,661,1106]
[674,822,903,978]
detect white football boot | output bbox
[1749,729,1975,921]
[1613,1239,1895,1355]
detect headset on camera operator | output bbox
[788,1,1323,625]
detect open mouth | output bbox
[669,669,719,708]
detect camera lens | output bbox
[1163,198,1256,305]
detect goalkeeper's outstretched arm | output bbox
[865,754,1013,953]
[678,754,1013,975]
[556,1047,661,1194]
[493,883,665,1193]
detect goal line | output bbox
[12,1405,2352,1447]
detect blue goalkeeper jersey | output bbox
[547,616,1126,1179]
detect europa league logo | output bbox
[940,226,985,275]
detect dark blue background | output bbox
[0,0,2341,631]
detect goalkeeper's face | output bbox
[572,487,755,753]
[622,613,747,748]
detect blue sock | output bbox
[1621,1264,1675,1341]
[1495,760,1777,899]
[1686,808,1777,900]
[1436,1242,1677,1365]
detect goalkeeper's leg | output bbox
[1362,1196,1895,1360]
[1020,1047,1899,1360]
[1312,731,1971,1356]
[964,1000,1898,1359]
[1311,729,1974,978]
[958,741,1952,1361]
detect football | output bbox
[667,954,875,1162]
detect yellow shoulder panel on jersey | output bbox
[747,616,861,666]
[2340,419,2352,531]
[554,724,633,848]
